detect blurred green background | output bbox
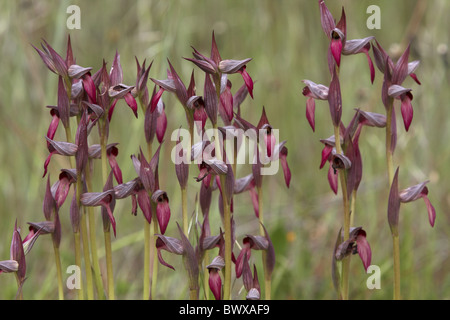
[0,0,448,300]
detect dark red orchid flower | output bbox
[206,256,225,300]
[319,1,375,83]
[335,227,372,272]
[185,31,254,99]
[151,190,171,235]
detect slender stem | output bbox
[80,208,94,300]
[100,118,114,300]
[257,186,271,300]
[203,251,210,300]
[85,164,105,299]
[181,188,189,236]
[385,99,400,300]
[385,103,395,184]
[221,188,232,300]
[150,206,159,298]
[143,221,151,300]
[393,235,401,300]
[14,273,23,300]
[103,230,114,300]
[52,241,64,300]
[74,231,84,300]
[334,124,351,300]
[213,120,232,300]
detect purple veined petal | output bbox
[392,44,410,85]
[320,145,333,169]
[124,92,138,118]
[238,66,254,99]
[356,230,372,272]
[248,182,259,218]
[388,84,412,99]
[47,110,60,144]
[204,73,218,125]
[43,150,57,178]
[400,92,413,132]
[55,173,73,208]
[32,44,57,74]
[81,74,96,103]
[42,39,69,78]
[107,146,123,185]
[156,105,167,144]
[11,221,26,282]
[302,80,329,100]
[328,68,342,127]
[0,260,19,273]
[155,236,183,270]
[306,97,316,132]
[219,80,234,124]
[110,51,123,86]
[208,269,222,300]
[319,0,336,39]
[264,129,276,158]
[422,193,436,227]
[280,147,291,188]
[108,99,118,123]
[219,58,252,74]
[328,162,338,194]
[152,190,171,234]
[43,175,56,221]
[57,76,70,129]
[210,31,222,65]
[235,244,251,278]
[150,86,165,112]
[361,44,376,84]
[137,189,152,224]
[387,168,401,236]
[330,36,343,67]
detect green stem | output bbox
[334,124,351,300]
[386,102,395,184]
[80,207,94,300]
[181,187,188,236]
[385,100,400,300]
[143,221,151,300]
[52,241,64,300]
[150,205,159,299]
[104,230,114,300]
[74,231,84,300]
[393,235,401,300]
[213,120,232,300]
[100,118,115,300]
[85,164,105,299]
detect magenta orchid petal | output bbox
[330,38,343,67]
[320,145,333,169]
[400,93,413,132]
[108,99,118,122]
[280,146,291,188]
[422,194,436,227]
[107,147,123,185]
[47,110,60,143]
[156,106,167,144]
[356,232,372,272]
[151,87,165,112]
[82,74,97,103]
[124,92,138,118]
[208,269,222,300]
[249,182,259,218]
[306,97,316,132]
[238,66,254,99]
[328,162,338,195]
